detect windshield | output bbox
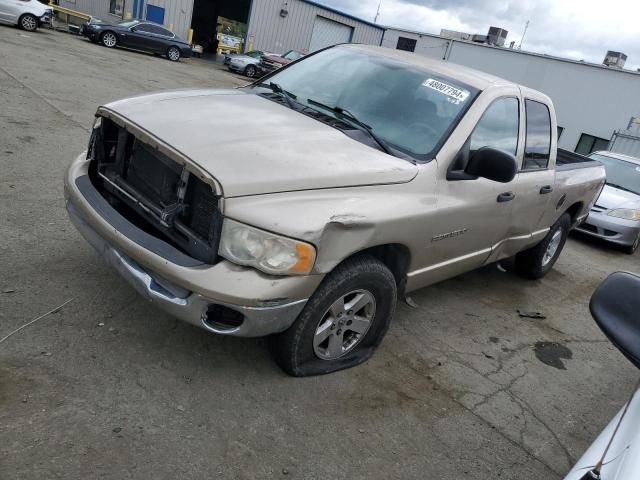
[283,50,304,61]
[118,21,139,27]
[590,153,640,195]
[255,46,478,158]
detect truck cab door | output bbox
[501,93,556,259]
[407,89,521,291]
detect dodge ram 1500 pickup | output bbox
[64,44,605,376]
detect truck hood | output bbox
[102,89,418,198]
[596,184,640,210]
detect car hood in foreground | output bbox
[564,391,640,479]
[596,184,640,210]
[102,89,418,198]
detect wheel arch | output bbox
[345,244,411,294]
[563,201,584,227]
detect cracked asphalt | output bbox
[1,27,639,480]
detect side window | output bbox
[134,24,153,33]
[469,97,519,155]
[523,100,551,170]
[152,26,173,36]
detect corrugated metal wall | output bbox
[381,29,449,59]
[144,0,193,38]
[59,0,115,23]
[382,27,640,152]
[609,130,640,157]
[58,0,193,39]
[246,0,383,54]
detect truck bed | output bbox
[556,148,602,171]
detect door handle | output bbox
[497,192,515,203]
[539,185,553,194]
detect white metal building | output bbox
[56,0,384,54]
[382,27,640,155]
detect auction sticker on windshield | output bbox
[422,78,469,104]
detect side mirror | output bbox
[466,147,517,183]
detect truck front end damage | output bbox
[64,111,322,337]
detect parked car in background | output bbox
[258,50,305,75]
[227,50,275,78]
[80,18,192,62]
[575,151,640,253]
[64,44,605,376]
[0,0,52,32]
[224,50,269,66]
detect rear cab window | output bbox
[522,99,552,170]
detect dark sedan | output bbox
[81,18,191,62]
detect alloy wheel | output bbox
[168,47,180,61]
[102,32,116,47]
[21,15,37,31]
[542,228,563,266]
[313,289,376,360]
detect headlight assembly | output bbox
[608,209,640,221]
[219,218,316,275]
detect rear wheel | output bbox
[244,64,257,78]
[101,31,117,48]
[269,255,397,377]
[167,46,181,62]
[19,14,38,32]
[516,213,570,279]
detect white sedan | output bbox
[0,0,52,31]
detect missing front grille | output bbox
[89,117,222,264]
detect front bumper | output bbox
[575,211,640,247]
[64,153,323,337]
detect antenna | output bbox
[518,20,529,50]
[374,0,382,23]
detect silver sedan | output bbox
[226,50,274,78]
[576,151,640,253]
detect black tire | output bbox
[269,255,397,377]
[167,46,181,62]
[100,31,117,48]
[516,213,571,279]
[624,234,640,255]
[19,14,38,32]
[244,64,257,78]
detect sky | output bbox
[314,0,640,71]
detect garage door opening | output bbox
[309,16,354,52]
[190,0,251,55]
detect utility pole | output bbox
[374,0,382,23]
[518,20,529,50]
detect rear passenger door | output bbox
[509,93,556,253]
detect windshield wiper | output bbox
[258,82,297,109]
[606,182,637,194]
[306,98,394,156]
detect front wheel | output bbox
[624,233,640,255]
[516,213,570,279]
[101,31,117,48]
[19,14,38,32]
[244,64,257,78]
[167,46,181,62]
[269,255,397,377]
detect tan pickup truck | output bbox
[64,44,605,376]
